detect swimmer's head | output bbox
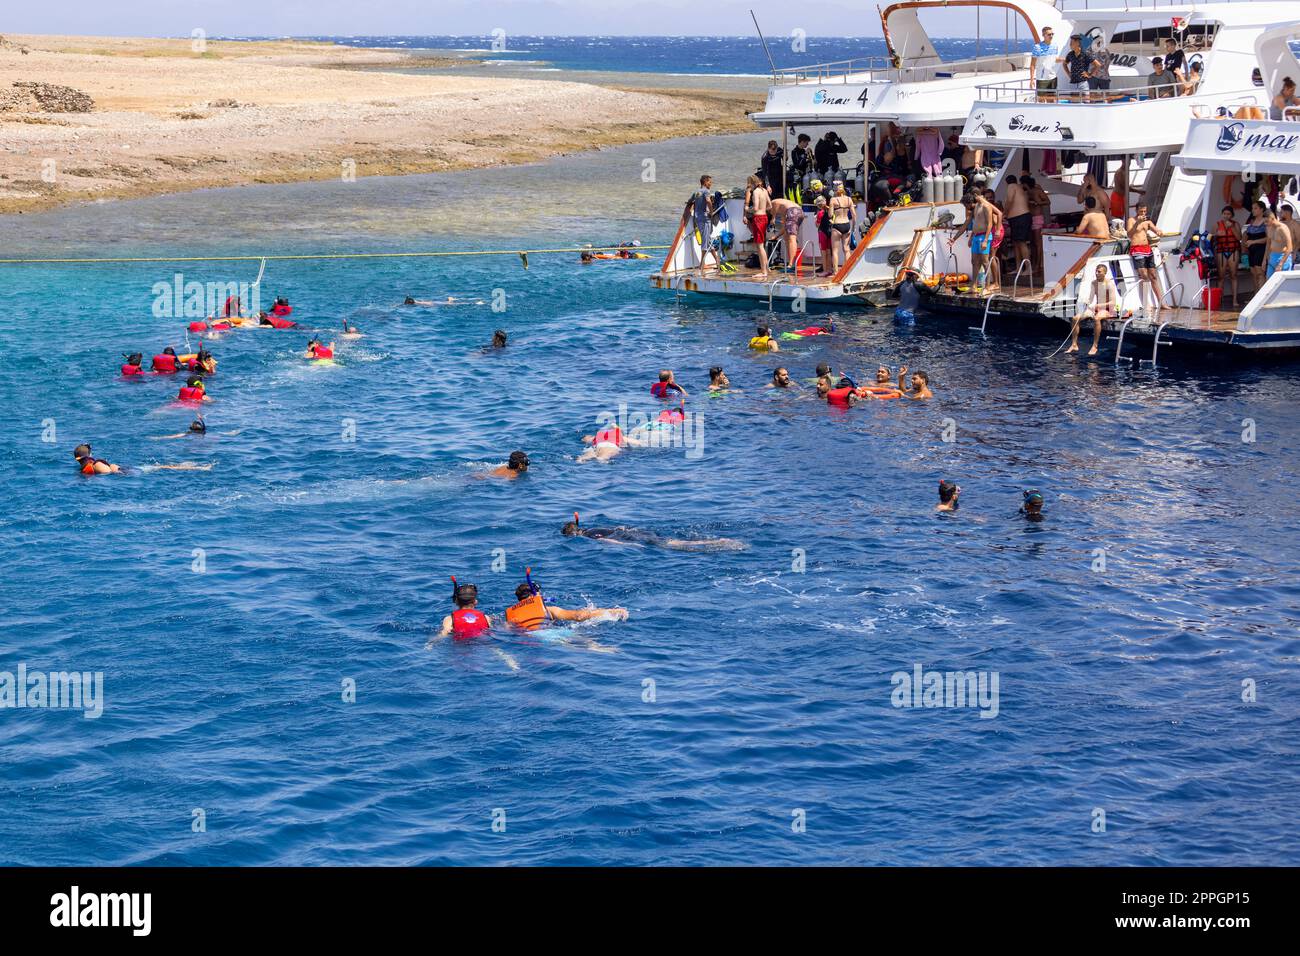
[709,366,726,384]
[756,325,770,337]
[816,363,832,378]
[514,583,534,602]
[492,330,507,347]
[507,451,530,472]
[163,346,177,356]
[404,296,416,305]
[772,367,790,385]
[911,370,929,387]
[189,419,207,434]
[73,443,91,460]
[658,370,673,383]
[187,375,203,388]
[580,251,594,262]
[561,521,582,536]
[876,365,890,382]
[125,352,143,366]
[938,480,958,503]
[1022,489,1044,513]
[453,583,478,607]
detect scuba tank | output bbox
[922,176,936,204]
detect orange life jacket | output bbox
[505,593,549,631]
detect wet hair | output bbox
[453,583,478,607]
[404,296,416,305]
[756,324,770,336]
[772,367,788,381]
[73,443,91,459]
[912,370,930,385]
[492,330,507,346]
[515,583,534,601]
[507,450,529,471]
[163,346,177,356]
[709,366,725,382]
[561,521,581,536]
[938,480,958,503]
[816,363,832,377]
[187,375,203,388]
[658,370,672,382]
[189,419,207,434]
[124,352,142,365]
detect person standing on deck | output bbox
[814,131,848,180]
[1004,175,1033,284]
[828,182,857,274]
[1031,26,1063,102]
[689,175,720,275]
[969,192,998,292]
[1147,57,1178,99]
[1281,204,1300,270]
[1264,208,1294,279]
[770,197,805,275]
[1062,35,1093,103]
[759,140,785,200]
[787,134,813,199]
[1127,204,1166,317]
[1076,173,1110,217]
[745,175,772,280]
[1067,264,1120,356]
[1086,38,1111,102]
[1243,201,1270,291]
[1212,206,1244,308]
[1162,38,1186,88]
[914,126,945,178]
[1026,176,1051,280]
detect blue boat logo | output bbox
[1216,122,1244,152]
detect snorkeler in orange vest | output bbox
[504,567,627,632]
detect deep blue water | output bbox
[284,35,1025,75]
[1,135,1299,865]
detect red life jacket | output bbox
[189,322,208,333]
[211,321,232,331]
[223,296,240,317]
[268,316,296,329]
[311,345,334,359]
[121,364,144,377]
[594,426,623,446]
[827,386,854,408]
[451,608,489,640]
[151,353,177,373]
[79,457,98,475]
[650,381,672,398]
[271,304,292,316]
[657,409,684,424]
[178,385,204,402]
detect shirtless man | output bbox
[969,193,998,291]
[1282,205,1300,270]
[1026,176,1052,279]
[769,197,804,273]
[1076,173,1110,216]
[1068,263,1120,355]
[746,175,773,279]
[1264,208,1295,279]
[485,451,530,479]
[896,365,933,399]
[1004,174,1033,282]
[1126,203,1164,315]
[1076,196,1111,240]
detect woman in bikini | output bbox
[829,182,857,272]
[1243,201,1269,294]
[1212,205,1243,308]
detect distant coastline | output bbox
[0,34,761,216]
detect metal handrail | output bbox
[974,77,1262,106]
[1009,258,1032,301]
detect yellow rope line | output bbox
[0,245,670,265]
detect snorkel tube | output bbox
[524,565,553,622]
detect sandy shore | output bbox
[0,34,761,215]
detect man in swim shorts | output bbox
[1281,204,1300,269]
[1265,207,1295,279]
[562,519,744,551]
[1127,204,1164,315]
[746,174,772,279]
[969,193,997,290]
[1004,174,1033,277]
[1069,263,1120,356]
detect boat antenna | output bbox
[750,10,778,78]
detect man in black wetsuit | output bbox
[814,130,848,179]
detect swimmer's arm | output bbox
[438,614,454,637]
[551,606,629,622]
[93,461,120,474]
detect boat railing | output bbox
[975,77,1263,108]
[772,52,1029,86]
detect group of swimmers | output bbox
[935,481,1046,522]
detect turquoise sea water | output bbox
[1,134,1298,865]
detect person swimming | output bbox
[177,376,212,403]
[650,369,687,399]
[708,366,731,391]
[153,418,226,439]
[485,451,530,479]
[151,347,181,374]
[897,366,933,399]
[749,324,780,351]
[306,338,335,361]
[491,330,507,348]
[561,514,745,551]
[1019,489,1045,522]
[937,480,960,512]
[341,321,362,339]
[73,443,122,475]
[504,579,627,632]
[439,580,492,639]
[767,367,792,388]
[120,352,145,377]
[811,362,835,387]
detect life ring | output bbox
[859,385,903,400]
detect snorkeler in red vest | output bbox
[439,580,491,640]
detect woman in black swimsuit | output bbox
[1243,201,1269,292]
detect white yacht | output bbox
[651,0,1071,307]
[904,1,1298,357]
